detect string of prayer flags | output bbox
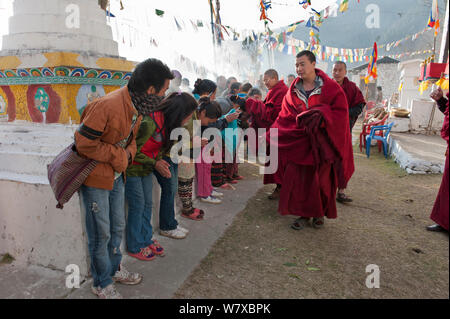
[155,9,164,17]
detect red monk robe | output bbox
[247,80,288,130]
[268,69,353,219]
[430,92,449,231]
[246,80,288,185]
[341,77,366,130]
[335,77,362,189]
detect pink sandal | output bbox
[148,240,165,256]
[181,208,205,221]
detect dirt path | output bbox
[175,144,449,299]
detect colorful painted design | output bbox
[17,69,31,77]
[42,68,55,77]
[2,86,17,121]
[76,85,105,116]
[0,67,131,86]
[26,85,61,123]
[70,68,85,77]
[31,69,43,77]
[85,69,98,78]
[99,71,112,79]
[34,87,50,113]
[54,67,70,76]
[0,95,6,116]
[5,70,17,77]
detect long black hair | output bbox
[198,97,222,119]
[192,79,217,96]
[152,92,198,150]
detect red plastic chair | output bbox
[359,113,389,153]
[362,101,377,120]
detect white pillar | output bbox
[1,0,119,57]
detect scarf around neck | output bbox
[129,89,164,115]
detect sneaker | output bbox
[177,225,189,234]
[200,196,222,204]
[160,227,187,239]
[112,265,143,285]
[211,190,224,197]
[91,284,122,299]
[128,247,156,261]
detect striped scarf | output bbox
[129,90,164,116]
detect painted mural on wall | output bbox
[0,95,6,117]
[76,85,106,116]
[0,86,16,121]
[26,85,61,123]
[0,66,129,124]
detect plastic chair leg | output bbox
[383,141,388,158]
[359,133,363,152]
[366,137,371,158]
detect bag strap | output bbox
[117,114,139,149]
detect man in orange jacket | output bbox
[75,58,174,298]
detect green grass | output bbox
[0,253,15,265]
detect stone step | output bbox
[0,151,56,176]
[0,140,69,155]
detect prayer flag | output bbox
[365,42,378,84]
[339,0,349,13]
[427,0,440,36]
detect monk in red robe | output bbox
[332,61,364,203]
[427,88,449,232]
[268,50,353,230]
[245,69,288,199]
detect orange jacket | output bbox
[75,87,142,190]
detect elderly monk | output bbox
[268,50,353,230]
[332,61,363,203]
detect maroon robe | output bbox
[430,93,449,230]
[246,80,288,185]
[268,69,352,219]
[268,70,351,218]
[335,77,362,189]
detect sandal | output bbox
[219,183,236,190]
[336,192,353,203]
[291,217,310,230]
[225,179,238,184]
[181,208,204,221]
[312,217,324,229]
[232,175,244,180]
[148,240,165,256]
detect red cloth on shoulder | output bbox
[267,69,353,218]
[246,80,288,129]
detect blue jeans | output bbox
[80,176,125,289]
[125,175,154,254]
[153,156,179,231]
